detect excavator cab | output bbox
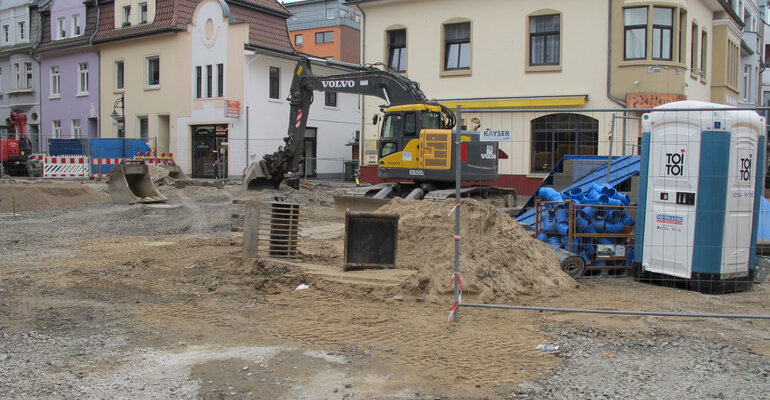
[378,104,443,160]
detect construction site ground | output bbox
[1,179,769,400]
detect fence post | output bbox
[453,105,462,322]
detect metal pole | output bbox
[606,113,615,184]
[453,105,462,322]
[458,303,770,320]
[621,111,628,156]
[245,105,250,172]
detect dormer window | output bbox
[57,18,66,39]
[123,5,132,27]
[72,15,81,36]
[139,3,148,24]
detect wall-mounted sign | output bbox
[480,129,511,142]
[226,100,240,118]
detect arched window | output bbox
[531,114,598,173]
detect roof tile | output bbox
[93,0,292,53]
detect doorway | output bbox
[191,124,228,178]
[298,127,317,178]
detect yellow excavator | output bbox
[243,56,515,209]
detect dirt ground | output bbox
[1,178,769,399]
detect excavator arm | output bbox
[244,56,453,189]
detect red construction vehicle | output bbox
[0,112,34,176]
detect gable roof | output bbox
[92,0,293,52]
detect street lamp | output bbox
[110,94,125,158]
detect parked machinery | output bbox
[0,112,35,177]
[243,56,516,208]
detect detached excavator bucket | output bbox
[164,163,191,181]
[243,161,278,190]
[108,159,168,204]
[333,195,391,214]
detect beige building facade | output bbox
[350,0,744,195]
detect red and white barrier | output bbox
[91,158,121,178]
[43,155,91,178]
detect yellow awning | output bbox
[439,95,588,110]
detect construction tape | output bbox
[447,301,459,322]
[447,202,462,216]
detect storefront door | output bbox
[191,124,228,178]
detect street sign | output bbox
[225,100,240,118]
[480,129,511,142]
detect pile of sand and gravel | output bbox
[0,182,109,213]
[374,198,576,303]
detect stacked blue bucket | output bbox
[536,183,635,267]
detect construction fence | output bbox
[444,105,770,320]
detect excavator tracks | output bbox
[333,183,517,213]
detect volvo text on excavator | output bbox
[242,56,516,208]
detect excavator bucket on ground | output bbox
[163,163,191,181]
[108,159,167,204]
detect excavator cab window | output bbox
[421,111,442,130]
[381,143,397,157]
[381,114,402,139]
[404,113,417,136]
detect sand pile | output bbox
[0,182,109,212]
[376,198,576,303]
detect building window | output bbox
[624,7,647,60]
[690,22,699,71]
[206,65,212,98]
[217,64,224,97]
[77,63,88,94]
[700,30,707,78]
[123,5,131,26]
[2,25,9,43]
[147,56,160,87]
[742,65,751,101]
[295,34,303,46]
[53,120,61,139]
[678,10,687,63]
[0,67,3,92]
[72,119,81,138]
[269,66,280,99]
[326,8,335,19]
[139,3,148,24]
[444,22,471,70]
[531,114,598,173]
[18,21,25,40]
[652,7,673,60]
[72,15,81,36]
[13,63,20,88]
[138,116,148,140]
[529,14,560,66]
[387,29,406,72]
[315,31,334,44]
[116,60,124,90]
[50,66,60,97]
[57,18,66,39]
[24,62,32,89]
[325,91,337,107]
[195,66,202,98]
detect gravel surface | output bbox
[1,179,770,399]
[509,326,770,399]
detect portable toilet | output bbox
[634,100,766,293]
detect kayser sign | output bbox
[480,129,511,142]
